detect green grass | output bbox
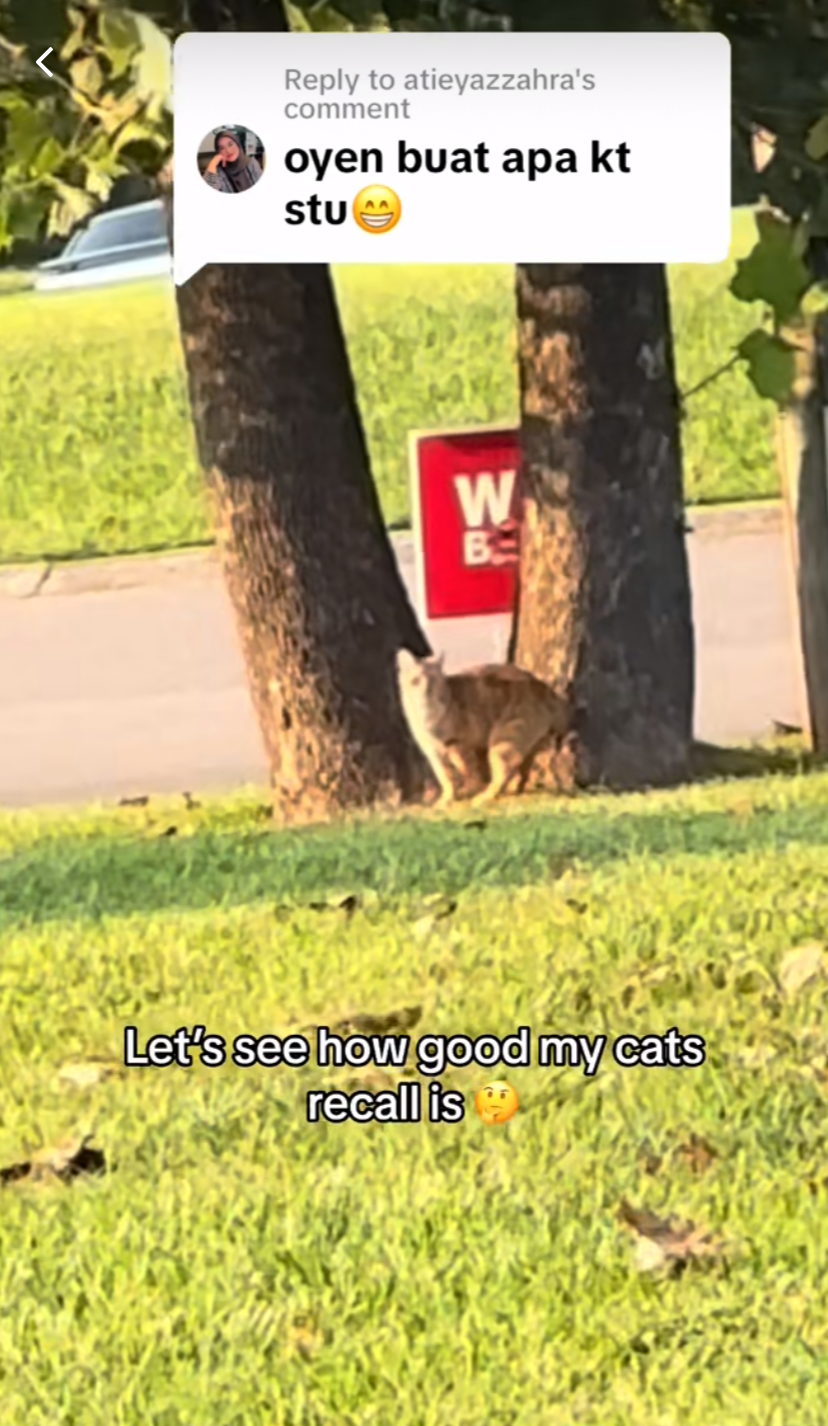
[0,283,204,561]
[0,210,777,562]
[2,770,828,1422]
[0,268,35,296]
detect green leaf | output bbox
[59,14,90,62]
[112,118,164,153]
[83,134,129,181]
[99,8,141,80]
[29,135,66,179]
[5,102,53,169]
[805,115,828,163]
[6,187,53,243]
[0,88,33,112]
[802,285,828,318]
[284,2,313,27]
[301,3,358,30]
[84,166,115,200]
[132,14,172,118]
[70,55,104,98]
[730,212,813,326]
[48,180,96,236]
[736,328,797,404]
[326,0,386,23]
[97,93,141,135]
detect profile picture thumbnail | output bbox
[197,126,265,195]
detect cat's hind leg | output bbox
[444,743,487,799]
[471,741,523,805]
[472,712,550,805]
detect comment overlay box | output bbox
[173,31,730,280]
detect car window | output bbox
[70,205,167,256]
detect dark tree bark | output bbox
[176,264,429,821]
[155,0,431,821]
[775,315,828,752]
[134,3,431,822]
[511,264,694,789]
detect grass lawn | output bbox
[0,211,776,563]
[2,768,828,1422]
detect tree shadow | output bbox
[690,739,825,782]
[2,770,828,931]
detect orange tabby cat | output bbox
[397,650,570,806]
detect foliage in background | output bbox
[284,0,828,403]
[2,0,827,409]
[728,208,828,403]
[0,1,171,251]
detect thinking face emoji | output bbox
[353,185,402,234]
[474,1080,519,1126]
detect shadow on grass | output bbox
[691,740,824,781]
[2,771,827,929]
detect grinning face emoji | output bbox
[474,1080,519,1126]
[353,185,402,235]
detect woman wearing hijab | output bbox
[203,130,264,194]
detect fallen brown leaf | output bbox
[420,896,458,921]
[622,962,676,1007]
[410,896,457,939]
[118,794,149,808]
[779,943,825,998]
[2,1134,106,1188]
[307,893,361,916]
[298,1004,422,1041]
[773,720,802,737]
[57,1059,124,1090]
[617,1199,727,1275]
[287,1312,326,1361]
[637,1142,664,1176]
[333,1005,422,1037]
[738,1043,777,1070]
[675,1133,718,1175]
[30,1134,107,1183]
[0,1158,31,1186]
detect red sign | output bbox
[410,426,522,620]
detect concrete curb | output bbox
[0,503,782,600]
[688,500,782,540]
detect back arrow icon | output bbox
[36,47,54,77]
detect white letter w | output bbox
[453,471,515,528]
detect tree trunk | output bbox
[775,315,828,751]
[175,264,429,821]
[151,0,429,818]
[511,264,694,789]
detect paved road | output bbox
[0,511,803,808]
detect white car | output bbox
[35,199,171,292]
